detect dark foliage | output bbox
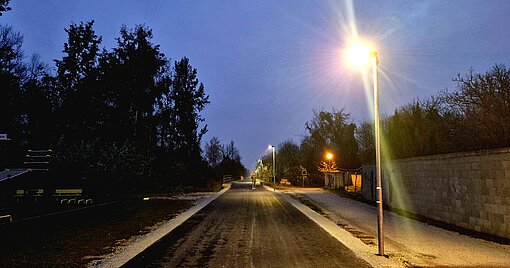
[301,109,359,170]
[355,121,374,164]
[204,138,247,181]
[0,22,214,193]
[381,64,510,160]
[0,0,10,16]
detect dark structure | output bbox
[0,169,105,222]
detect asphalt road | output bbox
[123,180,372,268]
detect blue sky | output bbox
[3,1,510,169]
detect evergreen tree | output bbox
[0,25,25,138]
[0,21,218,190]
[0,24,25,167]
[22,55,58,148]
[50,21,105,177]
[169,57,209,167]
[106,25,169,148]
[54,21,102,148]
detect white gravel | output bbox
[285,189,510,267]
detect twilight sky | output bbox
[3,1,510,169]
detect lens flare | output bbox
[345,41,372,68]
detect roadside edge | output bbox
[93,183,231,268]
[263,185,401,268]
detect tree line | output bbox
[259,64,510,185]
[203,137,248,181]
[0,20,246,193]
[382,65,510,159]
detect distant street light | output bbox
[268,145,276,184]
[346,39,385,256]
[325,152,334,171]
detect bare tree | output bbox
[204,136,222,167]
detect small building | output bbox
[323,171,342,189]
[323,169,361,192]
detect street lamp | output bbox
[325,152,334,171]
[346,39,384,256]
[268,145,276,184]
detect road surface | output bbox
[123,180,372,268]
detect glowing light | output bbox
[143,197,150,201]
[345,41,373,68]
[326,152,334,160]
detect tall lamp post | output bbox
[269,145,276,183]
[346,40,384,256]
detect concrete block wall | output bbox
[370,147,510,239]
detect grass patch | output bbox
[0,198,193,267]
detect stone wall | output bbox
[361,147,510,239]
